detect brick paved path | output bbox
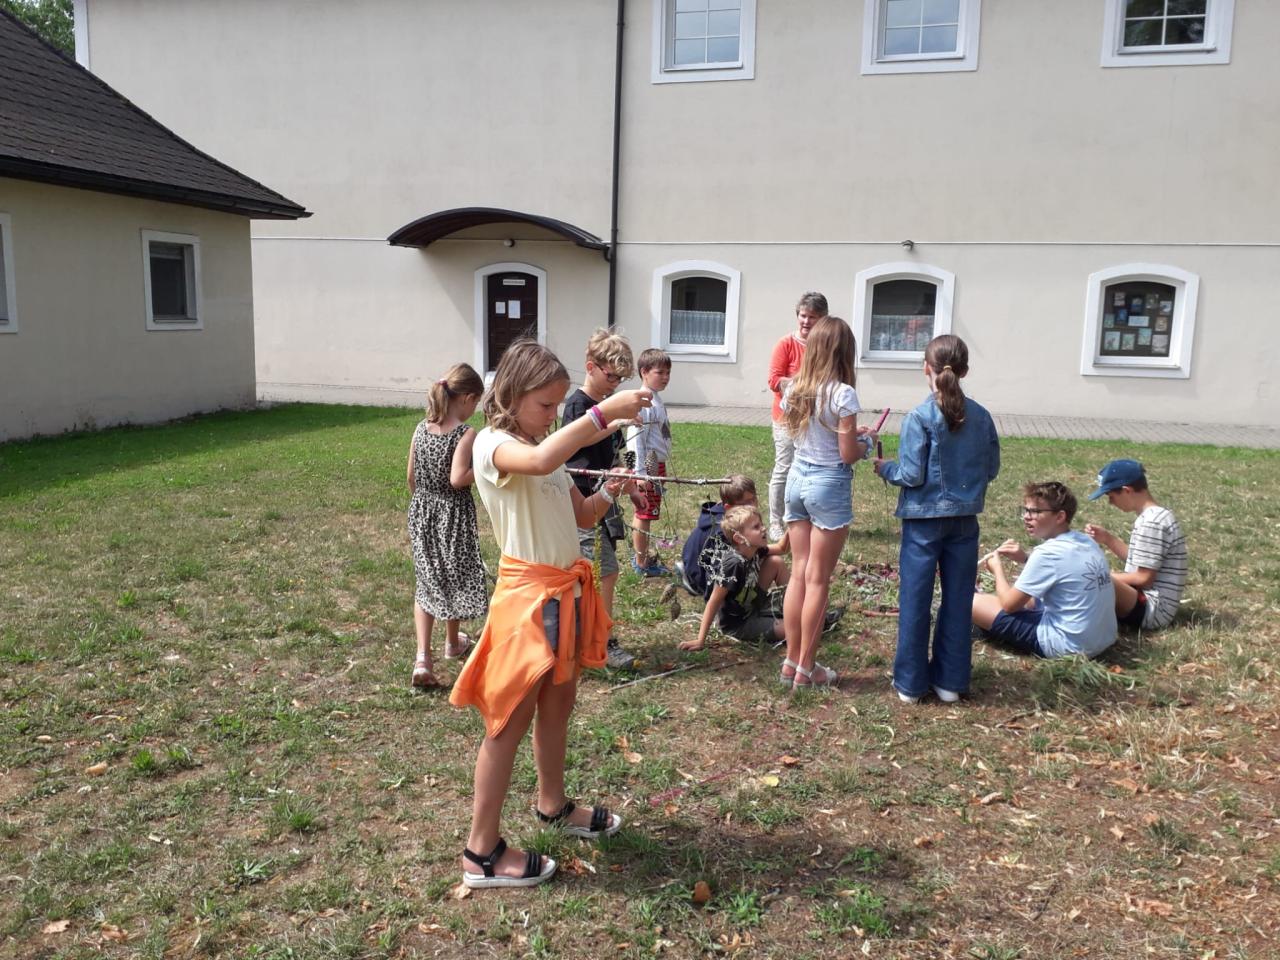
[258,384,1278,449]
[666,404,1280,449]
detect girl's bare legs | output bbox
[462,678,545,877]
[795,525,849,678]
[782,521,812,680]
[414,602,435,666]
[443,618,470,658]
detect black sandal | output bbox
[461,837,556,889]
[536,800,622,840]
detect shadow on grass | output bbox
[0,403,409,500]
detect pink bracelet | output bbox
[589,405,606,431]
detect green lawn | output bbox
[1,404,1278,960]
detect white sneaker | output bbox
[896,690,921,704]
[932,686,961,703]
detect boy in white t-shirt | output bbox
[972,481,1117,659]
[1084,459,1187,631]
[628,348,673,577]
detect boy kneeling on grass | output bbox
[971,481,1117,660]
[681,505,789,651]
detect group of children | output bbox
[402,301,1187,889]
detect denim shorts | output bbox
[986,609,1047,657]
[577,526,620,578]
[541,597,582,655]
[784,458,853,530]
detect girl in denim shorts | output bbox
[779,317,877,689]
[874,335,1001,704]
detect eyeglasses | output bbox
[603,370,623,385]
[1020,506,1057,517]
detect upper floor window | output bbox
[1080,264,1199,379]
[861,0,981,75]
[652,0,756,84]
[650,260,741,362]
[0,213,16,334]
[142,230,203,331]
[1101,0,1234,67]
[853,262,955,366]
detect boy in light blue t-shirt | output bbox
[972,481,1117,659]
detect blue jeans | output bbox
[784,459,853,530]
[893,516,980,697]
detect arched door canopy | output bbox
[388,207,608,258]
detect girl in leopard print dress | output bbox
[407,363,488,688]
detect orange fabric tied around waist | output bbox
[450,555,610,738]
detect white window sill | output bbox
[858,354,927,369]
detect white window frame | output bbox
[651,260,741,363]
[142,230,203,331]
[651,0,756,84]
[853,262,955,367]
[473,261,547,376]
[1101,0,1234,68]
[860,0,981,75]
[1081,263,1198,379]
[0,213,16,334]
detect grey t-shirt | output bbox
[1126,505,1187,629]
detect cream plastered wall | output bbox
[612,242,1278,424]
[84,0,617,240]
[252,236,610,401]
[0,178,255,441]
[83,0,1279,425]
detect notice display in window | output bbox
[1100,281,1174,358]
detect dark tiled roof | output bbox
[389,207,608,252]
[0,9,308,219]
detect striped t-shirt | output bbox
[1126,505,1187,629]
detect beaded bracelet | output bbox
[589,405,606,431]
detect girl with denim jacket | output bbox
[874,336,1000,703]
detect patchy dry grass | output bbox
[1,403,1278,959]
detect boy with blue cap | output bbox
[1084,459,1188,631]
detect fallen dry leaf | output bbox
[452,883,472,900]
[41,920,70,934]
[1110,777,1144,795]
[912,835,935,848]
[1126,894,1174,917]
[100,923,129,942]
[85,762,108,777]
[35,735,53,743]
[779,755,801,766]
[623,751,643,764]
[416,922,442,933]
[692,880,712,905]
[978,791,1004,805]
[759,775,780,788]
[1109,825,1126,841]
[663,803,679,816]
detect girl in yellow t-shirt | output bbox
[451,339,651,889]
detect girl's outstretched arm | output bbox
[837,413,863,464]
[493,388,652,477]
[450,426,477,489]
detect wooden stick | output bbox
[605,658,749,692]
[567,468,731,486]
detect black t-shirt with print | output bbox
[699,536,769,628]
[563,388,623,498]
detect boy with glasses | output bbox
[971,481,1117,659]
[563,329,639,668]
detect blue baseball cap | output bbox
[1088,459,1146,500]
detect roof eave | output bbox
[0,160,311,220]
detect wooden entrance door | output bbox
[486,272,539,372]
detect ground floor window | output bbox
[853,262,955,366]
[142,230,202,330]
[0,213,15,333]
[1081,264,1198,379]
[651,260,740,362]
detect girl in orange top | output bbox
[451,339,651,889]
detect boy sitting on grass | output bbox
[681,505,789,651]
[972,481,1117,659]
[1083,459,1187,631]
